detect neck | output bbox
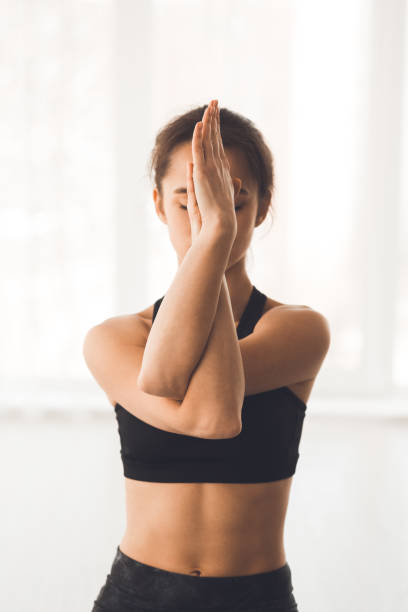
[224,256,253,323]
[176,248,253,324]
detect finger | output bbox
[207,101,218,161]
[191,121,204,168]
[212,101,221,159]
[186,161,198,207]
[217,104,227,162]
[186,162,202,233]
[202,102,215,162]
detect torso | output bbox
[109,295,316,577]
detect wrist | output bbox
[201,214,236,240]
[199,222,236,248]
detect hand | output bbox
[186,160,202,243]
[189,100,242,234]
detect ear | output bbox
[153,187,168,225]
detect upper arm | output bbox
[239,307,331,397]
[82,316,239,439]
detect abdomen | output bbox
[119,477,293,576]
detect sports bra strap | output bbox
[236,286,267,339]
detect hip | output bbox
[91,545,299,612]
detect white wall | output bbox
[1,0,406,415]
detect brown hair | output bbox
[147,104,276,228]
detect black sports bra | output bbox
[114,285,307,483]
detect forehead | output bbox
[164,141,255,191]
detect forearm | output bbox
[178,275,245,435]
[138,223,235,397]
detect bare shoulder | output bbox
[256,295,330,404]
[101,303,155,344]
[260,295,317,316]
[259,294,330,342]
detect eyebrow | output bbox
[173,187,250,195]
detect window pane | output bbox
[0,1,115,382]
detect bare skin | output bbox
[94,100,325,577]
[110,296,316,577]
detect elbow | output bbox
[137,374,185,401]
[136,375,151,394]
[192,391,244,439]
[192,411,243,440]
[195,422,242,440]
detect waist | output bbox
[106,545,296,610]
[120,477,292,576]
[119,533,287,577]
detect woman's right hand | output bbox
[190,100,242,235]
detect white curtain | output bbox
[1,0,407,415]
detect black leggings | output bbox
[91,546,299,612]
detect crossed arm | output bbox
[138,223,245,435]
[138,219,331,435]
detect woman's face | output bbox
[153,141,269,266]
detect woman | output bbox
[84,99,330,611]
